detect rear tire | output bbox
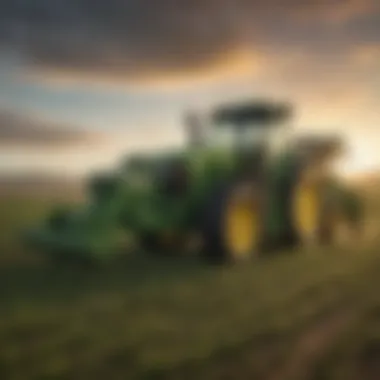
[318,184,364,247]
[290,176,361,249]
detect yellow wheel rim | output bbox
[224,193,259,258]
[293,182,320,241]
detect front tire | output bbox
[200,182,263,264]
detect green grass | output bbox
[1,194,380,379]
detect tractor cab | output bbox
[187,100,292,157]
[198,100,293,179]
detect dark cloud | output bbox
[0,110,99,148]
[0,0,379,83]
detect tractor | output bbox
[25,100,363,265]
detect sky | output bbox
[0,0,379,178]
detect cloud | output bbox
[349,43,380,66]
[0,0,379,87]
[25,48,268,92]
[0,110,101,149]
[293,0,378,25]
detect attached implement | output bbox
[25,100,363,265]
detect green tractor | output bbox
[25,100,363,265]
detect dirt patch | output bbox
[154,305,359,380]
[355,339,380,380]
[266,307,358,380]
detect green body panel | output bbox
[25,146,249,261]
[265,151,298,238]
[27,188,130,261]
[119,147,240,232]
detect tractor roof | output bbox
[212,100,292,126]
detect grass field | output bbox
[1,189,380,380]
